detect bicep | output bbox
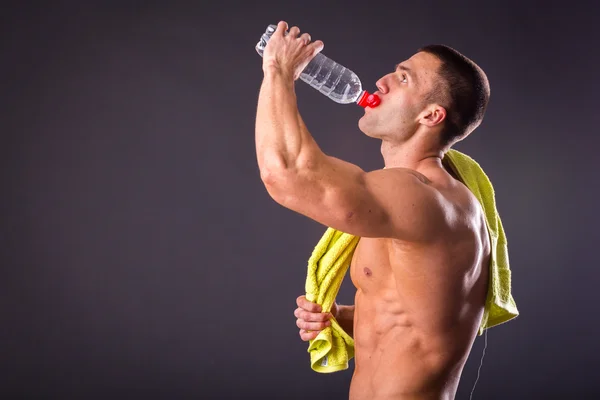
[263,154,442,240]
[263,154,392,237]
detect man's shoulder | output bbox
[388,166,484,233]
[365,168,452,241]
[436,176,487,236]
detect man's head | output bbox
[358,45,490,148]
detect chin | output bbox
[358,116,380,139]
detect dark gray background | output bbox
[2,1,598,399]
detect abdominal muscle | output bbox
[349,292,463,400]
[347,237,489,400]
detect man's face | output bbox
[358,51,442,140]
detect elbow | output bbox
[259,151,288,186]
[259,149,321,203]
[259,146,321,183]
[260,153,313,189]
[260,163,287,188]
[259,165,296,205]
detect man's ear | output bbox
[419,104,446,127]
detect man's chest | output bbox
[349,238,395,294]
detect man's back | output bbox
[348,166,490,400]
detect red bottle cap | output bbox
[357,91,381,108]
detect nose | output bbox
[375,77,388,94]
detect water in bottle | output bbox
[255,24,380,108]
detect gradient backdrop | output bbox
[2,1,599,399]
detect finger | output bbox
[293,307,302,318]
[275,21,288,36]
[310,40,324,54]
[296,296,322,313]
[295,308,332,322]
[294,307,332,321]
[294,307,331,321]
[299,33,311,45]
[294,307,329,320]
[288,26,300,38]
[300,329,321,341]
[297,318,331,331]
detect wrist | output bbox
[263,64,294,82]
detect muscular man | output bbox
[256,21,491,400]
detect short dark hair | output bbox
[417,45,490,146]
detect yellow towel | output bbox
[304,149,519,373]
[305,228,359,372]
[443,149,519,335]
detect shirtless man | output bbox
[255,21,491,400]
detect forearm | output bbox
[335,304,355,338]
[255,68,321,175]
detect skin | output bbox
[257,21,490,400]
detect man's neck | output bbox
[380,138,445,172]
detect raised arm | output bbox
[256,22,445,240]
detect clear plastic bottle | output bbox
[256,24,380,108]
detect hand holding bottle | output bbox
[262,21,324,81]
[256,22,380,108]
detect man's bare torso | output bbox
[348,167,490,400]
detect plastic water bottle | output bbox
[256,24,380,108]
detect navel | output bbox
[364,267,373,277]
